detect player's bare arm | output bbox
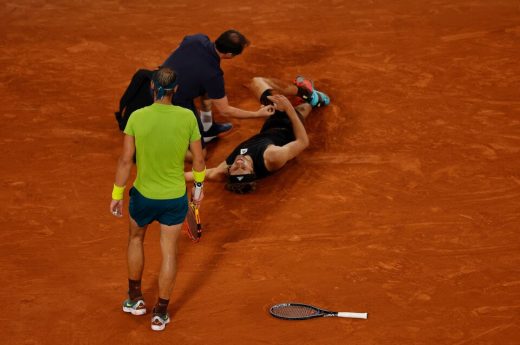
[110,134,136,216]
[212,96,275,118]
[263,94,309,172]
[189,138,206,205]
[185,161,228,182]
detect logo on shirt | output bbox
[240,148,248,155]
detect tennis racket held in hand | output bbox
[184,183,203,242]
[184,202,202,242]
[269,303,368,320]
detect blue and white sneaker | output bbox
[294,76,330,108]
[122,298,147,316]
[309,89,330,108]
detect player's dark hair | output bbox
[153,67,177,90]
[215,30,250,56]
[225,180,257,194]
[226,172,257,194]
[152,67,178,99]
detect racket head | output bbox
[269,303,334,320]
[183,202,202,242]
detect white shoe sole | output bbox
[203,136,217,143]
[122,305,147,316]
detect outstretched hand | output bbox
[257,104,276,117]
[267,94,292,112]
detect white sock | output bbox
[200,110,213,131]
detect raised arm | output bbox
[263,94,309,172]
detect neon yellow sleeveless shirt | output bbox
[124,103,201,199]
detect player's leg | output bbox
[250,76,329,109]
[151,193,188,331]
[151,222,182,331]
[199,94,232,143]
[127,216,148,282]
[249,77,295,100]
[157,223,182,299]
[295,103,313,120]
[251,77,314,119]
[199,94,213,132]
[122,216,148,315]
[200,95,212,112]
[252,77,299,96]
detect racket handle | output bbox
[337,312,368,319]
[193,182,203,201]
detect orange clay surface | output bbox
[1,1,520,344]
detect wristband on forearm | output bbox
[192,167,206,183]
[112,184,125,200]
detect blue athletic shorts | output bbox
[129,187,188,227]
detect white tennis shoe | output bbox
[122,298,147,316]
[151,312,170,331]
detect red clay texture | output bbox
[1,1,519,344]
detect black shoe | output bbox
[204,122,233,137]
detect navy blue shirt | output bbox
[162,34,226,113]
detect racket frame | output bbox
[184,202,202,242]
[269,302,367,320]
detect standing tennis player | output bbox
[110,67,206,331]
[185,76,329,193]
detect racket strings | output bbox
[185,206,199,240]
[271,305,318,318]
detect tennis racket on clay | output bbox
[183,183,203,242]
[269,303,368,320]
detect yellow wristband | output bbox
[192,167,206,183]
[112,184,125,200]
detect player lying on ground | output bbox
[185,76,330,193]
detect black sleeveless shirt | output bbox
[225,125,295,179]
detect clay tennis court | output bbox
[2,0,519,343]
